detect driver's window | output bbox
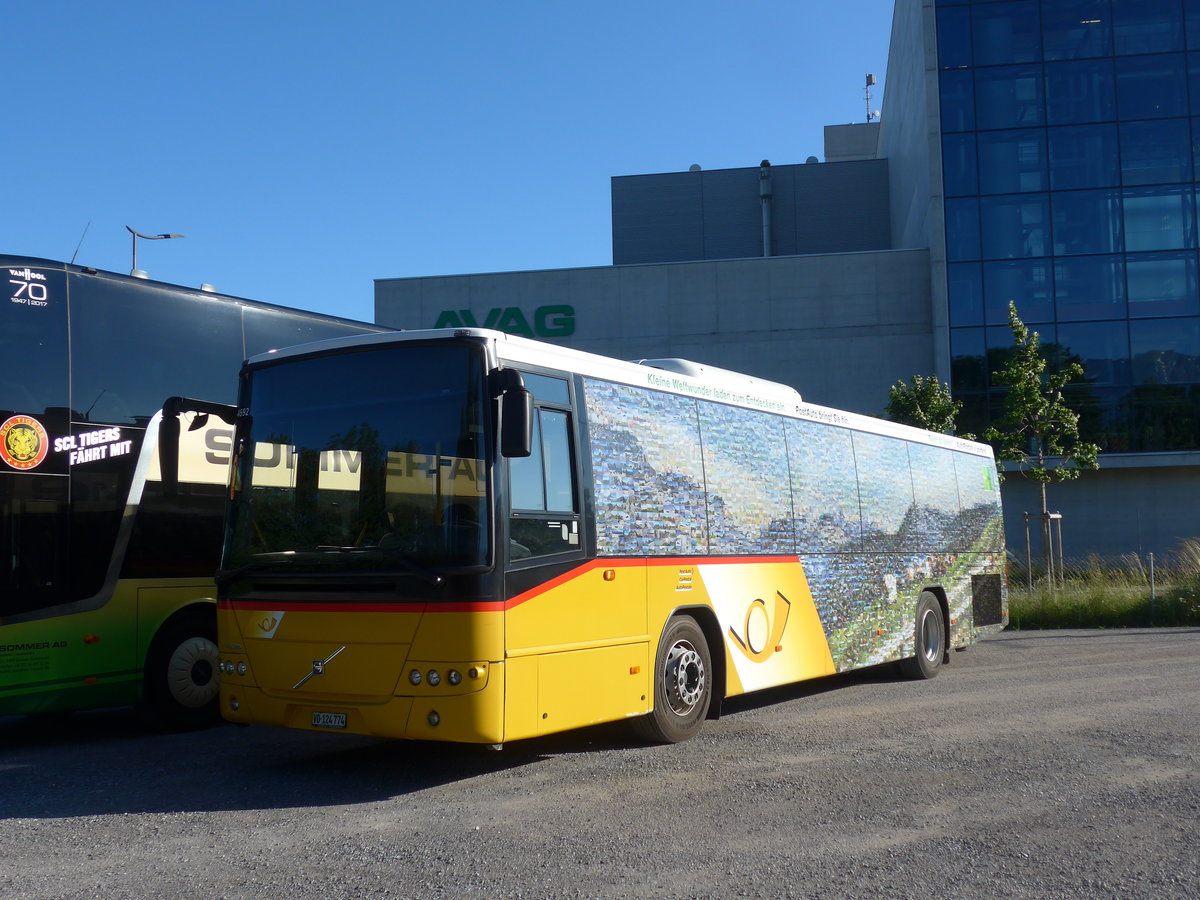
[508,373,579,561]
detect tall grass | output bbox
[1007,538,1200,629]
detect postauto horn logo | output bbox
[0,415,50,470]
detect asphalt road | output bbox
[2,628,1197,899]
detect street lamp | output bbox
[126,225,184,277]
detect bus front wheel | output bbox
[899,592,945,680]
[141,610,221,731]
[634,616,712,744]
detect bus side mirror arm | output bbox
[159,396,238,496]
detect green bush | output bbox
[1007,539,1200,629]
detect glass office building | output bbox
[934,0,1200,452]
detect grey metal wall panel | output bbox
[611,173,704,264]
[612,161,891,264]
[699,168,763,260]
[790,160,892,254]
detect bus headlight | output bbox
[427,670,441,686]
[236,661,247,676]
[448,669,462,686]
[409,669,422,686]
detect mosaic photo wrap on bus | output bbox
[582,379,707,556]
[583,378,1004,671]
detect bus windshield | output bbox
[225,342,490,578]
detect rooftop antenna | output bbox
[865,73,878,123]
[70,221,92,264]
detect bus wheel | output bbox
[634,616,712,744]
[141,610,221,731]
[899,592,945,680]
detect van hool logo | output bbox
[0,415,50,470]
[728,591,792,663]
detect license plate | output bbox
[311,711,347,729]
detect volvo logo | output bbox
[293,645,346,689]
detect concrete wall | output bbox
[375,248,933,415]
[878,0,950,382]
[999,454,1200,559]
[823,123,880,162]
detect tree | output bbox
[885,374,965,435]
[984,301,1100,580]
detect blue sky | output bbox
[4,1,894,324]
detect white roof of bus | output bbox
[246,328,993,459]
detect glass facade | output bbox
[938,0,1200,452]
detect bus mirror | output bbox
[159,412,181,496]
[158,397,237,496]
[501,388,533,458]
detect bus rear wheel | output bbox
[634,616,712,744]
[141,610,221,731]
[899,592,945,680]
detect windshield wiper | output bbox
[315,545,445,586]
[215,556,297,586]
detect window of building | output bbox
[943,133,979,196]
[978,129,1048,193]
[1116,54,1188,119]
[1048,123,1120,189]
[1188,0,1200,50]
[940,70,976,133]
[1120,119,1193,186]
[1054,255,1128,321]
[1123,186,1196,252]
[1044,58,1115,124]
[937,4,972,70]
[1056,320,1132,385]
[1127,252,1200,317]
[1113,0,1185,56]
[980,193,1050,258]
[1052,189,1124,255]
[1042,0,1113,61]
[951,327,987,392]
[1189,53,1200,114]
[972,0,1042,66]
[976,65,1045,129]
[1127,384,1200,450]
[946,197,983,261]
[948,262,984,326]
[1130,317,1200,383]
[983,259,1053,324]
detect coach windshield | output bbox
[223,342,490,578]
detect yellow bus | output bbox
[201,328,1007,744]
[1,255,387,729]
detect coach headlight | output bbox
[409,669,422,686]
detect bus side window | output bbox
[508,401,579,561]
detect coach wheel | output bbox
[634,616,712,744]
[141,610,222,731]
[899,592,945,680]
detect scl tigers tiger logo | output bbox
[0,415,49,470]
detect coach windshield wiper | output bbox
[214,554,298,586]
[315,545,445,586]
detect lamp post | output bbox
[126,225,184,277]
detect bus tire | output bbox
[899,592,945,680]
[634,616,712,744]
[141,609,221,731]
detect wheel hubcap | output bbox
[664,639,705,716]
[919,608,942,662]
[166,637,220,708]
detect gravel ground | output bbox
[2,628,1197,899]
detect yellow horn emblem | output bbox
[729,591,791,662]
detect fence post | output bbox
[1149,552,1156,625]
